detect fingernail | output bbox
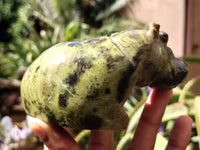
[29,122,47,140]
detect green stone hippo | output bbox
[21,23,188,131]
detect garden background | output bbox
[0,0,200,149]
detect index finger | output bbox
[128,89,172,150]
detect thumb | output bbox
[28,116,80,150]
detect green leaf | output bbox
[183,56,200,63]
[116,133,132,150]
[65,21,80,41]
[178,76,200,102]
[126,99,146,133]
[162,103,188,122]
[124,101,134,111]
[75,130,90,142]
[154,133,167,150]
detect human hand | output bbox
[29,89,192,150]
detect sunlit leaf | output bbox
[162,103,188,122]
[179,76,200,102]
[75,130,90,142]
[183,56,200,63]
[154,133,167,150]
[126,99,146,133]
[116,133,132,150]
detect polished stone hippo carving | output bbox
[21,23,188,131]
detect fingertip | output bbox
[27,116,49,130]
[176,115,193,125]
[173,115,193,138]
[166,115,193,150]
[28,118,49,142]
[146,89,172,105]
[173,115,193,136]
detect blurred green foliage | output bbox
[0,0,143,78]
[54,0,76,24]
[0,53,16,78]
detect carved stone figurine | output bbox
[21,23,188,131]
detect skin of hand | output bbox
[29,89,193,150]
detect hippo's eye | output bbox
[159,31,168,44]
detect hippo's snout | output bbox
[171,58,188,86]
[150,58,188,90]
[161,58,188,90]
